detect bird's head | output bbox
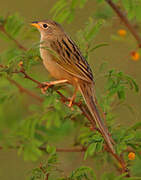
[31,20,64,39]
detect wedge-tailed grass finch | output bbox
[31,20,114,152]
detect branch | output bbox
[19,68,129,176]
[39,146,86,153]
[105,0,141,48]
[0,145,86,153]
[0,64,130,176]
[56,147,86,152]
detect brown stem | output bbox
[110,149,129,176]
[0,145,86,153]
[56,147,86,152]
[105,0,141,48]
[0,25,27,51]
[39,163,50,180]
[40,146,86,153]
[20,68,43,86]
[45,173,49,180]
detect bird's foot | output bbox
[68,98,75,108]
[41,82,53,94]
[41,79,68,94]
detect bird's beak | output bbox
[31,21,40,29]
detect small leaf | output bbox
[89,43,108,53]
[46,145,56,154]
[5,13,24,38]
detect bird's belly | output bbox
[42,56,75,84]
[43,58,63,79]
[40,48,78,86]
[40,49,60,78]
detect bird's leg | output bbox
[68,87,78,107]
[41,79,68,94]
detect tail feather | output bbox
[78,82,115,154]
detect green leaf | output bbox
[69,166,96,180]
[4,13,24,38]
[131,157,141,176]
[46,145,56,154]
[79,0,87,8]
[114,173,128,180]
[135,5,141,21]
[70,0,79,9]
[23,143,42,161]
[117,89,126,100]
[122,0,133,12]
[84,143,97,160]
[101,172,116,180]
[50,0,66,13]
[86,19,104,42]
[129,122,141,131]
[2,48,22,63]
[116,142,127,155]
[89,43,108,52]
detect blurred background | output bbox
[0,0,141,179]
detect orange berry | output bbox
[117,29,127,36]
[131,51,140,61]
[18,61,23,67]
[128,152,135,160]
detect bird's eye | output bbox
[43,24,48,28]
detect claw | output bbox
[40,82,53,94]
[68,99,73,108]
[40,80,68,94]
[67,86,78,108]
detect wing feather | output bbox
[49,36,94,83]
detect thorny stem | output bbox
[105,0,141,48]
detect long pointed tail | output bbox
[78,82,115,153]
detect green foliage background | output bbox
[0,0,141,180]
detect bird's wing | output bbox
[49,36,94,83]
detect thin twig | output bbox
[105,0,141,48]
[56,147,86,152]
[0,145,86,153]
[45,173,49,180]
[39,146,86,153]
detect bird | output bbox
[31,20,115,153]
